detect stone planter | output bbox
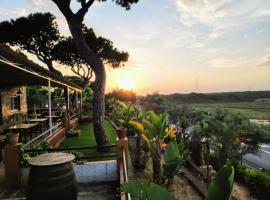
[6,132,19,145]
[116,127,127,139]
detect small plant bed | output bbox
[66,129,80,137]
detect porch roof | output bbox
[0,45,82,92]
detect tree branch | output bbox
[52,0,74,19]
[76,0,95,21]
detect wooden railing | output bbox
[22,122,63,150]
[117,137,131,200]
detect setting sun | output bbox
[117,78,135,90]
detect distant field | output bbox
[187,101,270,120]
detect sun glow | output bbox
[117,78,135,90]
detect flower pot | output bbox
[116,127,127,139]
[6,132,19,145]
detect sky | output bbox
[0,0,270,95]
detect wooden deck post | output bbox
[116,137,128,169]
[4,144,21,186]
[116,137,129,200]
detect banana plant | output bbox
[163,140,189,187]
[121,180,177,200]
[129,111,168,183]
[113,101,136,128]
[206,165,235,200]
[121,165,234,200]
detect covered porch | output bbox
[0,45,83,149]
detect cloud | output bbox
[209,28,225,38]
[257,55,270,67]
[0,7,32,19]
[210,57,248,68]
[174,0,270,42]
[175,0,231,26]
[25,0,46,6]
[251,9,270,18]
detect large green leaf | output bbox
[142,119,158,138]
[129,120,144,134]
[121,180,177,200]
[205,166,235,200]
[164,140,180,164]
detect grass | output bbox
[60,120,117,161]
[189,101,270,120]
[61,120,117,148]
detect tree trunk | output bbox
[151,141,161,184]
[92,65,109,149]
[206,140,210,188]
[67,18,109,149]
[220,145,228,166]
[135,133,145,169]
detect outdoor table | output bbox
[29,113,42,118]
[27,153,77,200]
[7,123,38,144]
[27,118,48,134]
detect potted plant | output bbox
[6,130,19,145]
[114,101,135,139]
[116,122,127,139]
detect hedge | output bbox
[235,165,270,199]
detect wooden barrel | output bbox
[27,153,78,200]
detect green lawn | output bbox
[61,120,117,148]
[60,120,117,160]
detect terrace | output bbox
[0,45,133,200]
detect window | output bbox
[10,96,21,111]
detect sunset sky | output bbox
[0,0,270,95]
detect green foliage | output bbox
[121,180,177,200]
[129,120,144,134]
[191,109,264,168]
[163,141,189,186]
[121,166,236,200]
[0,12,62,74]
[111,101,137,136]
[107,88,136,103]
[235,165,270,199]
[164,140,180,164]
[129,111,168,143]
[162,91,270,104]
[54,26,129,84]
[129,110,188,185]
[19,141,52,168]
[206,166,235,200]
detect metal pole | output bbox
[76,91,78,109]
[67,87,70,110]
[80,91,83,113]
[48,79,52,134]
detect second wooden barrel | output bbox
[27,153,78,200]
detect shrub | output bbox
[235,165,270,199]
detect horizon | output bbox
[0,0,270,95]
[115,89,270,96]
